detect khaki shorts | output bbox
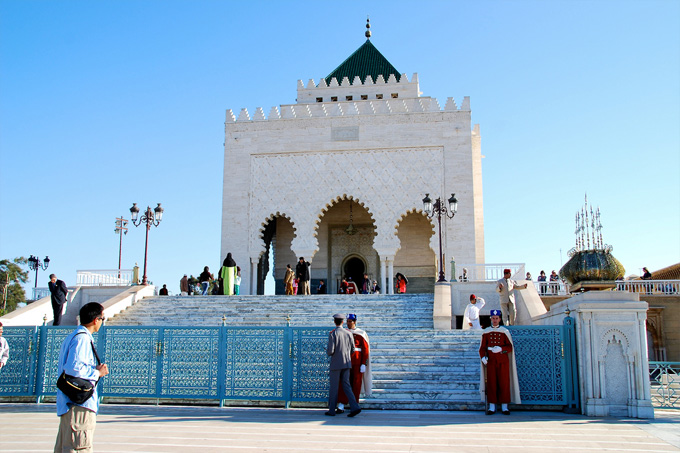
[54,405,96,453]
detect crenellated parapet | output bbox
[297,73,419,104]
[226,95,471,123]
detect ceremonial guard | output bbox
[337,313,372,412]
[326,314,361,417]
[479,309,521,415]
[496,268,527,326]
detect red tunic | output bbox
[479,328,513,404]
[339,332,369,404]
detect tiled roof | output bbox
[325,40,400,85]
[650,262,680,280]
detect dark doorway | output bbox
[343,257,365,290]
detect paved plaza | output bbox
[0,404,678,452]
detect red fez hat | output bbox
[503,269,511,274]
[470,294,476,300]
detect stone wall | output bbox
[640,294,680,362]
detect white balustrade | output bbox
[76,269,134,286]
[615,280,679,295]
[457,263,526,282]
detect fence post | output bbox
[563,315,579,412]
[34,325,48,403]
[218,324,227,407]
[284,327,293,409]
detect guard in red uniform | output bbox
[479,309,521,415]
[337,313,372,412]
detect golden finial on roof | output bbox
[365,16,371,39]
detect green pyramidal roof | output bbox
[325,40,400,85]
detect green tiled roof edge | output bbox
[325,40,401,85]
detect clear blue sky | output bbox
[1,0,678,295]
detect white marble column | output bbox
[250,257,258,295]
[380,258,387,295]
[387,258,394,295]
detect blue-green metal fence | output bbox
[510,317,579,408]
[0,321,578,409]
[649,361,680,409]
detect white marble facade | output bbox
[221,72,484,294]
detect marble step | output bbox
[373,379,479,390]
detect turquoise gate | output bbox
[0,319,578,409]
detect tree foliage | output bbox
[0,257,29,315]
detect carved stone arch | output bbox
[250,212,297,260]
[253,212,297,295]
[393,208,437,292]
[314,194,377,238]
[599,328,633,361]
[396,208,437,255]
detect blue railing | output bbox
[649,361,680,409]
[0,321,579,409]
[510,317,579,408]
[1,325,330,406]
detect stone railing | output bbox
[31,287,51,301]
[76,269,134,286]
[456,263,525,282]
[616,280,679,295]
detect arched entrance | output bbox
[342,255,366,289]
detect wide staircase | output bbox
[108,294,484,410]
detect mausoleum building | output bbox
[221,29,485,295]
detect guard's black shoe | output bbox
[348,409,362,417]
[335,408,344,414]
[502,410,511,415]
[324,411,335,416]
[486,410,495,415]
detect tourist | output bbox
[460,267,469,282]
[325,314,361,417]
[220,253,237,295]
[54,302,109,452]
[496,269,527,326]
[48,274,68,326]
[537,270,547,295]
[0,322,8,371]
[395,273,408,293]
[525,272,532,281]
[293,278,299,295]
[284,264,295,295]
[211,282,221,295]
[361,273,370,294]
[642,267,653,294]
[199,266,213,295]
[339,276,348,294]
[159,284,169,296]
[337,313,371,413]
[179,274,189,296]
[463,294,486,330]
[549,270,559,294]
[371,280,381,294]
[479,309,520,415]
[296,257,311,295]
[317,280,327,294]
[234,267,241,295]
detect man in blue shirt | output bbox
[54,302,109,453]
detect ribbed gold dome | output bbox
[559,250,625,285]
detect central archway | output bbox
[342,255,366,291]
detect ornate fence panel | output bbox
[510,317,578,408]
[649,362,680,409]
[290,327,331,402]
[222,327,286,401]
[0,327,38,396]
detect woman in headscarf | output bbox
[219,253,237,295]
[395,273,408,294]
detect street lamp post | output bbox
[115,216,129,279]
[129,203,164,285]
[27,255,50,289]
[422,193,458,282]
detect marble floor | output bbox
[1,404,678,452]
